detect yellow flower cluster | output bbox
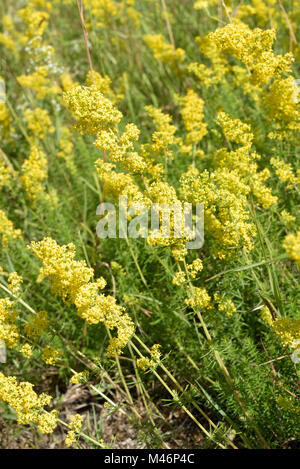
[271,157,299,189]
[25,108,55,140]
[217,111,253,147]
[260,306,274,326]
[0,272,23,348]
[29,237,134,356]
[61,73,78,92]
[185,286,212,310]
[260,305,300,349]
[21,144,57,207]
[0,102,14,140]
[95,160,148,207]
[283,231,300,267]
[17,67,60,99]
[63,85,122,135]
[137,344,161,370]
[95,123,146,174]
[65,81,154,184]
[194,0,209,9]
[86,70,120,104]
[216,112,277,210]
[0,372,58,433]
[24,311,49,340]
[0,297,20,348]
[70,371,89,384]
[0,210,22,246]
[180,165,256,259]
[188,35,228,88]
[280,210,296,226]
[18,6,50,44]
[8,272,23,295]
[263,77,300,138]
[20,343,33,358]
[142,105,181,160]
[146,183,188,254]
[214,294,236,316]
[272,318,300,346]
[58,126,76,173]
[86,0,140,29]
[175,89,207,152]
[143,34,185,72]
[208,20,293,86]
[64,81,192,258]
[240,0,277,28]
[65,413,83,447]
[0,16,16,51]
[42,345,60,365]
[187,259,203,279]
[0,160,14,192]
[172,271,186,286]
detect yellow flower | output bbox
[143,34,185,72]
[272,318,300,346]
[61,72,78,92]
[185,286,212,310]
[38,410,59,434]
[217,111,253,147]
[8,272,23,295]
[194,1,209,10]
[209,20,293,86]
[20,144,57,207]
[65,414,83,447]
[57,126,76,173]
[18,7,50,42]
[214,294,236,316]
[187,259,203,279]
[260,306,274,326]
[137,344,161,370]
[271,157,298,189]
[29,238,134,356]
[0,210,22,246]
[70,371,89,384]
[280,210,296,226]
[20,343,33,358]
[41,345,60,365]
[0,372,57,432]
[175,89,207,148]
[142,105,181,160]
[0,297,19,349]
[63,85,122,135]
[0,103,13,139]
[25,108,55,139]
[17,67,60,98]
[283,231,300,267]
[24,311,49,340]
[172,271,186,286]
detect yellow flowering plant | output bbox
[0,0,299,450]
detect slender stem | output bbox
[76,0,95,84]
[277,0,297,51]
[160,0,175,49]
